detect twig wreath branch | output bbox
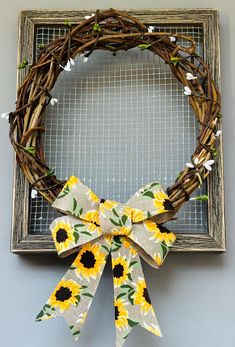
[8,8,221,211]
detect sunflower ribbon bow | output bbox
[36,176,176,346]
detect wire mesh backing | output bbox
[29,24,207,235]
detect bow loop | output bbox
[53,176,100,223]
[99,201,132,236]
[126,181,175,224]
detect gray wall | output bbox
[0,1,234,346]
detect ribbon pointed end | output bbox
[35,304,57,322]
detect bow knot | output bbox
[99,200,132,236]
[36,176,177,347]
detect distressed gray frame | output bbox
[11,8,225,253]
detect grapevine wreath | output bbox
[8,8,222,346]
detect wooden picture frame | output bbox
[11,8,225,253]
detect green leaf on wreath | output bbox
[93,22,102,32]
[170,57,181,66]
[138,44,151,51]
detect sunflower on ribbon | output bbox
[36,176,176,347]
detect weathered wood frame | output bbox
[11,8,225,253]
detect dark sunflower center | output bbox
[55,286,72,302]
[163,199,173,211]
[100,198,106,203]
[113,264,124,278]
[143,287,151,305]
[56,228,68,243]
[158,224,171,234]
[80,250,96,268]
[115,305,119,320]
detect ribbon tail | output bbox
[36,237,110,341]
[111,237,162,347]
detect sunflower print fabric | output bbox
[36,176,176,347]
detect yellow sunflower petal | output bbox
[112,256,130,287]
[74,243,106,280]
[134,278,153,314]
[114,298,129,330]
[48,279,81,313]
[51,220,74,253]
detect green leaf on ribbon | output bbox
[129,261,138,268]
[82,293,94,298]
[121,214,128,225]
[116,292,127,300]
[112,208,119,218]
[74,224,85,228]
[35,303,55,321]
[128,290,135,305]
[113,236,122,244]
[111,245,122,253]
[79,207,83,216]
[58,185,70,199]
[142,191,154,199]
[120,284,133,290]
[150,182,160,188]
[81,231,92,237]
[73,331,80,336]
[73,198,77,212]
[110,218,121,226]
[75,295,81,305]
[73,231,80,244]
[127,273,132,281]
[161,243,169,259]
[101,244,110,253]
[127,319,139,327]
[35,310,44,321]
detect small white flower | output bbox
[215,129,222,137]
[60,60,71,72]
[84,13,95,20]
[1,112,9,120]
[50,98,58,106]
[184,86,192,96]
[203,159,214,171]
[83,56,88,63]
[186,162,194,169]
[64,61,71,71]
[148,26,155,33]
[69,57,75,66]
[170,36,176,42]
[186,157,199,168]
[31,189,37,199]
[186,72,197,80]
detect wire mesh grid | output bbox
[30,24,208,235]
